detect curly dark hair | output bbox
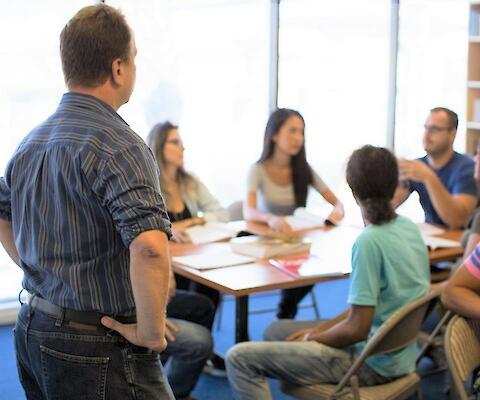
[346,145,398,225]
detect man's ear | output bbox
[111,58,124,87]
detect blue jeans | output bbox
[226,319,392,400]
[15,304,175,400]
[164,290,214,398]
[163,318,213,399]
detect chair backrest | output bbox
[361,289,439,357]
[445,315,480,400]
[334,290,440,394]
[228,201,243,221]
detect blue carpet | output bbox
[0,279,449,399]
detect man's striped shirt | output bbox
[0,93,171,315]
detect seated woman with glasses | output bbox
[146,121,229,376]
[244,108,344,319]
[146,121,229,244]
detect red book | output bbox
[269,254,349,278]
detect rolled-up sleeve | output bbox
[0,176,12,221]
[93,144,172,247]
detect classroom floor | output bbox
[0,278,449,400]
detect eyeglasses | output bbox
[165,139,184,147]
[423,124,451,134]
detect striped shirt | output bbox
[0,93,171,316]
[466,243,480,280]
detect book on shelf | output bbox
[230,235,312,259]
[269,254,349,278]
[284,207,338,231]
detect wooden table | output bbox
[170,222,463,342]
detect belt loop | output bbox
[55,307,65,327]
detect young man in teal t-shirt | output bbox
[225,146,430,400]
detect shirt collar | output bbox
[58,92,130,127]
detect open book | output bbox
[172,248,255,271]
[185,222,240,245]
[421,235,461,251]
[284,207,336,231]
[230,236,312,259]
[269,254,350,278]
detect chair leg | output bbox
[310,290,321,320]
[215,293,224,331]
[415,388,423,400]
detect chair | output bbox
[227,200,244,221]
[444,315,480,400]
[281,290,441,400]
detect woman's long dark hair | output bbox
[258,108,313,207]
[146,121,196,204]
[346,145,398,225]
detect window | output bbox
[395,0,469,158]
[278,0,391,219]
[109,0,271,207]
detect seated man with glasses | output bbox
[393,107,477,229]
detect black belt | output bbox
[27,295,136,328]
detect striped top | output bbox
[466,243,480,279]
[0,93,171,316]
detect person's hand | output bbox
[164,319,179,342]
[398,159,433,183]
[100,317,167,353]
[326,207,344,225]
[171,229,192,243]
[267,215,293,233]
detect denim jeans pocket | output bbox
[40,345,109,400]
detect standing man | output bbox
[394,107,477,229]
[0,5,175,399]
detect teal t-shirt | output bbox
[348,215,430,377]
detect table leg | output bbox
[235,295,249,342]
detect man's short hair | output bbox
[60,4,131,88]
[430,107,458,130]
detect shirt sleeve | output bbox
[465,242,480,280]
[247,164,261,193]
[0,176,11,221]
[91,144,172,247]
[452,161,477,197]
[193,178,229,222]
[311,169,328,194]
[347,234,382,306]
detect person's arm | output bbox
[287,308,350,341]
[194,179,229,222]
[391,185,411,209]
[399,160,476,228]
[442,264,480,319]
[91,144,173,352]
[243,191,292,233]
[322,190,344,224]
[0,219,20,266]
[308,305,374,348]
[102,230,171,352]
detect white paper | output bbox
[421,235,460,250]
[173,250,255,270]
[416,223,446,236]
[284,208,326,231]
[186,223,239,245]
